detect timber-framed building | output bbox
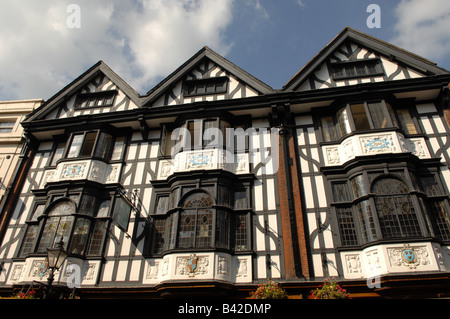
[1,27,450,298]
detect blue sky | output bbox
[225,1,400,89]
[1,0,450,101]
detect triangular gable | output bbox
[283,27,449,92]
[142,46,273,107]
[26,61,142,121]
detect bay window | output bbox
[18,191,118,258]
[372,177,422,238]
[331,168,450,247]
[319,100,419,142]
[160,116,247,157]
[50,130,127,165]
[149,182,251,255]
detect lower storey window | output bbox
[336,207,358,246]
[332,171,450,246]
[428,201,450,241]
[150,191,250,255]
[374,194,421,239]
[18,194,113,258]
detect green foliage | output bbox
[0,290,39,299]
[309,278,350,299]
[250,280,287,299]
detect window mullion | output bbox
[345,105,356,132]
[91,131,101,157]
[411,195,431,237]
[194,209,199,248]
[367,196,383,241]
[211,209,217,248]
[381,100,394,127]
[363,102,375,129]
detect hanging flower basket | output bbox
[309,278,350,299]
[250,280,287,299]
[0,289,39,299]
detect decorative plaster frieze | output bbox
[38,160,122,188]
[345,254,363,274]
[157,149,250,180]
[142,252,252,284]
[322,131,431,166]
[341,242,442,280]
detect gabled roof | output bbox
[140,46,273,106]
[25,46,274,122]
[25,61,142,122]
[283,27,449,91]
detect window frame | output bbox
[329,168,450,248]
[75,90,118,109]
[0,119,17,133]
[18,191,115,259]
[183,77,229,97]
[318,99,421,142]
[396,107,419,135]
[159,117,240,157]
[148,181,252,256]
[50,130,127,165]
[330,59,384,81]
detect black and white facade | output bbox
[1,28,450,298]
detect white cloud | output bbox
[0,0,234,100]
[392,0,450,61]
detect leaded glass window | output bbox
[373,178,421,238]
[321,116,338,142]
[151,218,166,254]
[176,192,214,249]
[397,108,418,134]
[18,225,39,257]
[150,182,251,254]
[69,218,91,255]
[368,102,389,129]
[333,170,450,247]
[420,175,441,196]
[234,190,248,210]
[20,195,113,258]
[357,200,378,242]
[351,175,368,198]
[233,214,248,251]
[336,207,358,246]
[332,182,351,202]
[215,210,230,248]
[183,192,214,208]
[318,100,417,141]
[428,201,450,241]
[51,142,66,166]
[37,201,76,252]
[155,196,169,214]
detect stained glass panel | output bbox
[373,178,421,238]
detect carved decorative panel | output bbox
[322,131,430,166]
